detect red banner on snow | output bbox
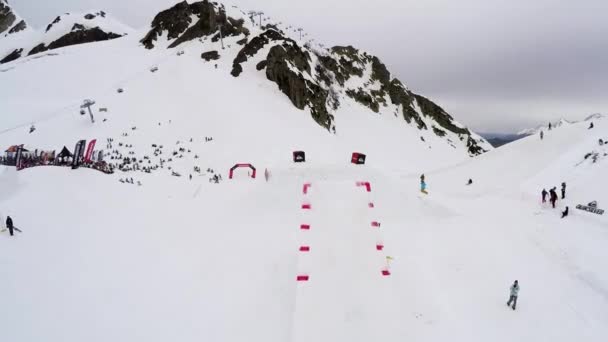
[84,139,97,163]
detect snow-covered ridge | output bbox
[518,114,607,137]
[40,11,132,45]
[0,9,132,64]
[517,118,574,136]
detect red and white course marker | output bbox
[381,269,391,276]
[297,275,310,281]
[368,202,375,208]
[376,244,384,251]
[300,224,310,230]
[303,183,312,195]
[356,181,371,192]
[299,246,310,252]
[302,203,311,210]
[371,221,381,228]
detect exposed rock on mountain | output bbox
[0,9,131,64]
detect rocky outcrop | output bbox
[231,29,284,77]
[141,0,248,49]
[7,19,25,34]
[28,27,123,56]
[266,42,333,130]
[0,48,22,64]
[0,0,16,34]
[201,50,220,61]
[256,60,267,70]
[46,16,62,32]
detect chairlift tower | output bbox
[217,24,224,49]
[81,99,96,123]
[297,28,303,40]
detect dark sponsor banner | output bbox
[84,139,97,163]
[576,203,604,215]
[15,145,24,170]
[72,140,86,168]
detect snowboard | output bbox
[1,227,22,233]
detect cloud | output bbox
[10,0,608,132]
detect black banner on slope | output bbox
[576,201,604,215]
[15,145,24,171]
[72,140,86,169]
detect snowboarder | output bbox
[561,182,566,199]
[420,179,428,194]
[561,206,569,218]
[550,188,558,208]
[540,131,544,140]
[6,216,14,236]
[541,188,548,203]
[507,280,520,310]
[589,122,594,129]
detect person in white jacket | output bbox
[507,280,520,310]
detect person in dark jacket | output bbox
[507,280,520,310]
[6,216,14,236]
[541,189,548,203]
[561,182,566,199]
[550,188,558,208]
[561,206,569,218]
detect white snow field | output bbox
[1,118,607,342]
[1,8,608,342]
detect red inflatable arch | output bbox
[229,163,256,179]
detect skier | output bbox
[507,280,520,310]
[6,216,14,236]
[561,182,566,199]
[548,122,552,131]
[467,179,473,185]
[561,206,569,219]
[589,122,594,129]
[541,188,548,203]
[549,188,558,208]
[540,131,544,140]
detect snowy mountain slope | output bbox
[137,1,490,156]
[0,3,490,178]
[0,7,132,64]
[0,116,606,342]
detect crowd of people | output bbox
[0,149,111,174]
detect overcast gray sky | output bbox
[11,0,608,132]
